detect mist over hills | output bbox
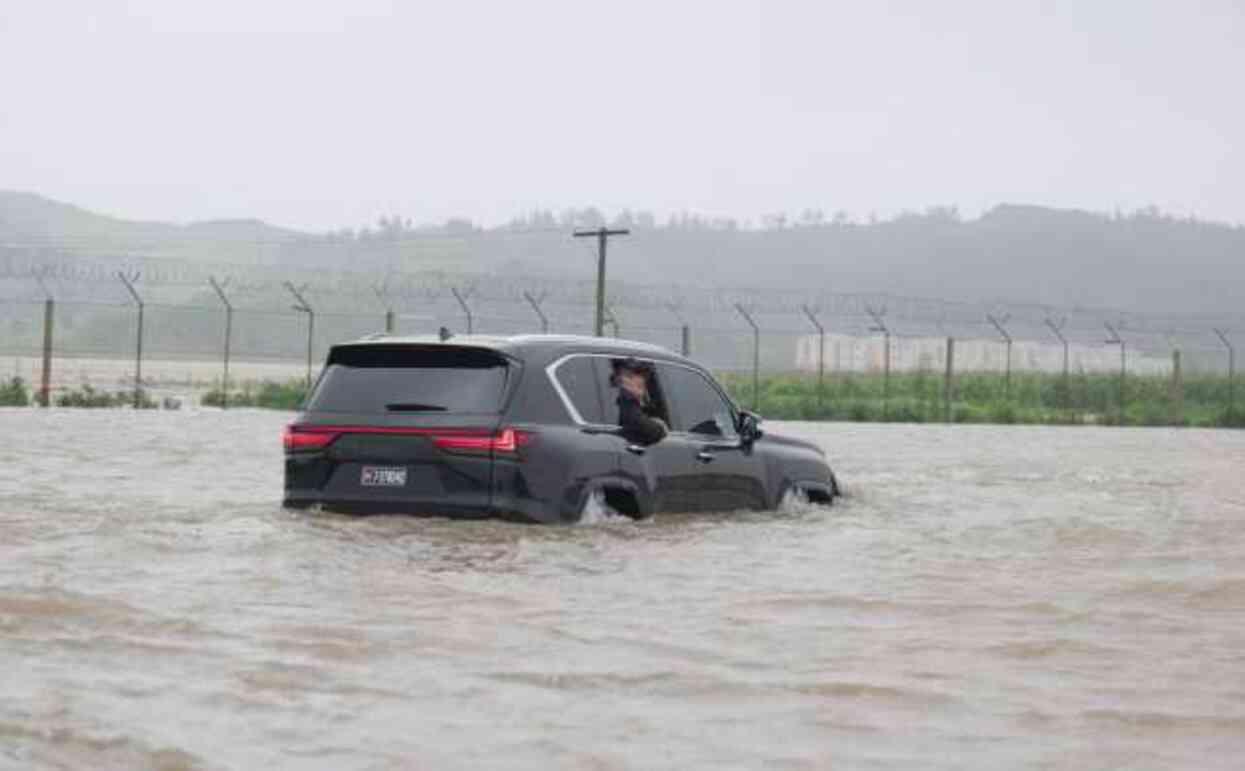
[0,190,302,258]
[2,190,1242,314]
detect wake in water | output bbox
[576,485,836,526]
[577,489,635,525]
[778,486,815,514]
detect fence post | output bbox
[1213,328,1235,421]
[734,304,761,411]
[666,302,690,356]
[451,286,474,335]
[41,298,54,407]
[523,290,549,333]
[372,284,395,334]
[603,305,620,338]
[208,277,233,408]
[1045,316,1069,413]
[987,313,1013,399]
[867,306,890,420]
[116,271,144,408]
[802,305,826,412]
[1170,346,1183,424]
[34,272,54,407]
[944,337,955,423]
[1104,322,1125,424]
[284,282,315,390]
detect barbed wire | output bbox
[2,246,1241,362]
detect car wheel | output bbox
[779,483,834,511]
[579,486,642,523]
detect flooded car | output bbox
[283,334,838,523]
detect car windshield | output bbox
[305,345,510,414]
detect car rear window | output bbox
[306,345,511,414]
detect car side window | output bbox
[601,357,673,427]
[553,355,606,424]
[658,364,739,438]
[590,357,621,424]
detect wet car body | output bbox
[284,335,838,523]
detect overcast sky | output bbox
[1,0,1242,231]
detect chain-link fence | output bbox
[1,264,1240,425]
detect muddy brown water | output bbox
[2,409,1244,770]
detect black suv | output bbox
[283,335,838,523]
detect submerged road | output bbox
[2,409,1243,769]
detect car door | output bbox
[657,363,767,512]
[595,357,702,513]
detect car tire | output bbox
[779,482,834,511]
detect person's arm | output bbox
[617,392,668,445]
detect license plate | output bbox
[361,466,407,487]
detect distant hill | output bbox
[0,190,302,262]
[617,203,1245,313]
[2,191,1243,314]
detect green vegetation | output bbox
[0,377,30,406]
[719,371,1244,428]
[7,368,1241,428]
[55,385,157,409]
[201,380,307,410]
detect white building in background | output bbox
[794,334,1172,375]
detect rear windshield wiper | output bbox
[385,402,448,412]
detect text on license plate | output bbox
[361,466,408,487]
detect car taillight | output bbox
[283,425,340,452]
[433,428,534,457]
[283,424,533,456]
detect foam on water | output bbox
[576,488,633,525]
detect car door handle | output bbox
[626,444,647,456]
[696,451,715,463]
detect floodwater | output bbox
[2,409,1244,771]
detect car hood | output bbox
[761,431,825,457]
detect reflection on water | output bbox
[2,408,1244,769]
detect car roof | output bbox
[332,333,694,365]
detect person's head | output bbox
[613,358,651,397]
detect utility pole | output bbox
[802,305,826,410]
[284,282,315,390]
[573,227,629,336]
[208,277,233,409]
[987,313,1013,399]
[117,271,144,408]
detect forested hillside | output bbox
[3,191,1242,313]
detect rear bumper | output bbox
[282,492,498,519]
[284,448,502,518]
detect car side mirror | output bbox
[738,410,763,443]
